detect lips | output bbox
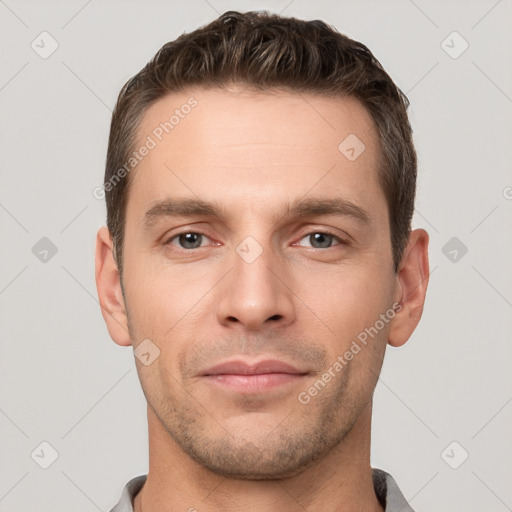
[200,359,305,376]
[200,359,308,394]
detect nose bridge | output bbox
[216,234,296,330]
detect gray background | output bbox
[1,0,511,510]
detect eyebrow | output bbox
[142,196,370,231]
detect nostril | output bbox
[268,314,282,321]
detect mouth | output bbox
[200,359,309,394]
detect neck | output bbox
[134,403,383,512]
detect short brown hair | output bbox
[104,10,417,277]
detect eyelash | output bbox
[163,230,347,250]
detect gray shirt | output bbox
[110,468,414,511]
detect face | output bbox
[104,87,411,479]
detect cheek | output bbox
[296,270,394,390]
[300,262,394,334]
[123,255,217,340]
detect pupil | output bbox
[180,233,201,249]
[311,233,331,248]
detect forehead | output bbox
[127,87,384,221]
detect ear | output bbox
[388,228,429,348]
[95,226,131,346]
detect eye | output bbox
[165,232,211,250]
[164,230,345,251]
[296,231,345,249]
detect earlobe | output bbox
[388,228,430,348]
[95,227,131,346]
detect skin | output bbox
[96,87,429,511]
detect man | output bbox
[95,10,429,512]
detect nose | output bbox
[216,244,296,332]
